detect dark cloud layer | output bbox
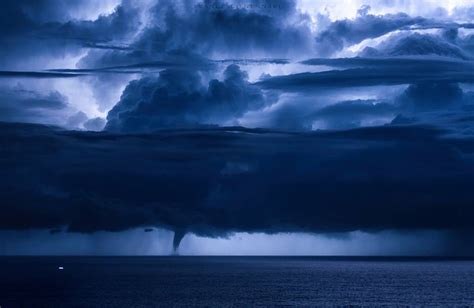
[1,122,474,251]
[48,57,290,76]
[257,60,474,91]
[0,71,86,78]
[300,56,472,70]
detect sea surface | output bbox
[0,256,473,307]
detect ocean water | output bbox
[0,257,473,307]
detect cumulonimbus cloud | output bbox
[105,64,274,132]
[1,121,474,250]
[2,0,474,255]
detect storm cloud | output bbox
[1,122,474,250]
[0,0,140,70]
[314,9,426,56]
[2,0,474,255]
[72,0,312,77]
[106,64,274,132]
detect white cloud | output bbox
[298,0,473,24]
